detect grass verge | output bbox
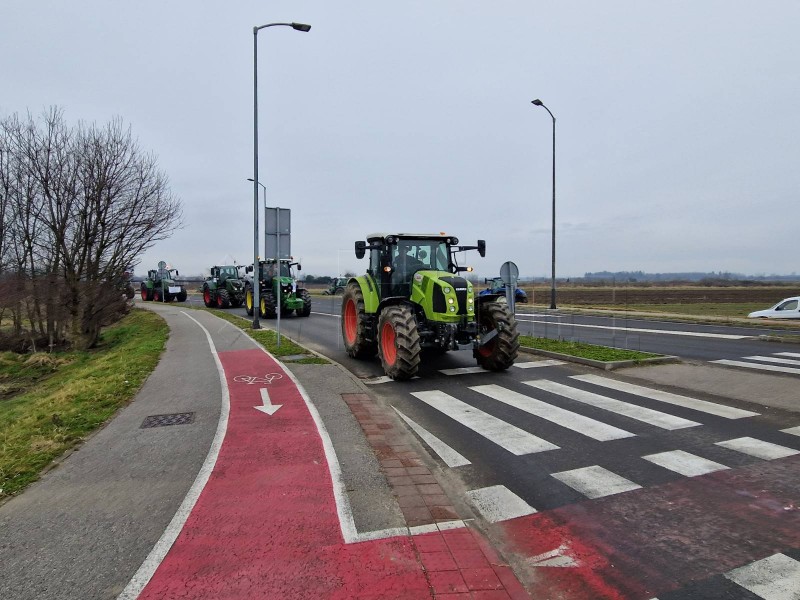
[0,309,168,500]
[198,309,329,364]
[519,335,661,363]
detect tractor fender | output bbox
[205,279,218,291]
[347,275,380,314]
[376,296,416,316]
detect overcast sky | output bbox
[3,1,799,279]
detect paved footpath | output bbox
[0,305,529,599]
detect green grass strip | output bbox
[519,335,660,362]
[0,309,168,499]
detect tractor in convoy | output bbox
[322,277,348,296]
[243,258,312,319]
[202,265,245,309]
[140,261,188,302]
[341,233,519,380]
[480,276,528,304]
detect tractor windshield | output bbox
[220,266,238,278]
[393,239,449,274]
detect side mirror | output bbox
[477,240,486,257]
[296,264,302,271]
[355,240,366,260]
[245,265,253,273]
[175,270,180,276]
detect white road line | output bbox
[471,384,635,441]
[725,553,800,600]
[552,465,642,499]
[571,374,760,419]
[465,485,538,523]
[513,359,567,369]
[781,426,800,437]
[439,366,489,376]
[514,317,749,340]
[712,359,800,376]
[715,437,800,460]
[642,450,729,477]
[776,352,800,358]
[523,379,701,430]
[410,390,559,455]
[392,407,471,467]
[743,355,800,366]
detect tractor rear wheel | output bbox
[140,284,152,301]
[260,292,277,319]
[153,289,162,302]
[176,290,187,302]
[297,289,312,317]
[216,289,231,309]
[378,305,421,380]
[244,287,254,316]
[203,286,215,307]
[341,283,377,358]
[475,301,519,371]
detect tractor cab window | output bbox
[388,239,449,295]
[221,266,237,278]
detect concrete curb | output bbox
[519,345,681,371]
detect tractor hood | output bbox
[409,270,474,321]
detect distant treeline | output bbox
[581,271,800,284]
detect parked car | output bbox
[748,296,800,319]
[479,277,528,303]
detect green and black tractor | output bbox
[323,277,349,296]
[341,233,519,380]
[202,265,245,309]
[243,259,312,319]
[140,261,188,302]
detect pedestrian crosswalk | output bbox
[713,351,800,376]
[394,374,800,520]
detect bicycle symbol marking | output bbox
[233,373,283,385]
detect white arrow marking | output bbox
[527,543,578,568]
[254,388,282,415]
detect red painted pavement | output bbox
[137,348,431,599]
[495,455,800,600]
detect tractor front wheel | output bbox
[297,289,312,317]
[153,289,162,302]
[216,289,231,309]
[176,290,187,302]
[244,287,254,316]
[378,305,421,380]
[203,286,215,308]
[260,292,277,319]
[341,283,377,358]
[475,301,519,371]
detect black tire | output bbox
[378,305,421,380]
[140,283,152,301]
[341,282,377,358]
[334,287,345,296]
[164,292,174,302]
[230,296,242,308]
[475,301,519,371]
[297,289,312,317]
[203,285,215,308]
[260,292,277,319]
[216,288,231,309]
[176,290,187,302]
[244,286,254,316]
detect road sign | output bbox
[500,261,519,286]
[265,207,291,259]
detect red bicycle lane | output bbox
[136,347,430,599]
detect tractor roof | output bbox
[366,233,454,243]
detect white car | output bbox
[748,296,800,319]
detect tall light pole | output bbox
[253,21,310,329]
[531,99,557,309]
[247,177,267,258]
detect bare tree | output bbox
[0,108,182,350]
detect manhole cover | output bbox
[140,412,195,429]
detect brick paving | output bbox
[342,393,530,599]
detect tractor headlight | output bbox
[450,306,456,312]
[468,297,473,304]
[443,287,451,294]
[448,298,454,305]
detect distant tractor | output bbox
[341,233,519,380]
[323,277,348,296]
[140,261,187,302]
[203,265,245,309]
[480,277,528,304]
[243,259,312,319]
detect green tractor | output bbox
[140,261,188,302]
[341,233,519,380]
[322,277,348,296]
[202,265,245,309]
[243,259,312,319]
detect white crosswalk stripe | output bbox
[776,352,800,358]
[439,366,489,376]
[465,485,538,523]
[713,358,800,376]
[552,465,642,499]
[642,450,729,477]
[393,407,471,467]
[470,384,636,441]
[513,359,567,369]
[782,425,800,437]
[725,553,800,600]
[523,379,701,430]
[715,437,800,460]
[410,390,560,455]
[570,374,759,419]
[743,355,800,366]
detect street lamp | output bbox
[252,21,310,329]
[531,98,557,309]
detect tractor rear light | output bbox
[383,266,392,273]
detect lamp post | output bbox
[531,98,557,310]
[252,21,310,329]
[247,177,267,257]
